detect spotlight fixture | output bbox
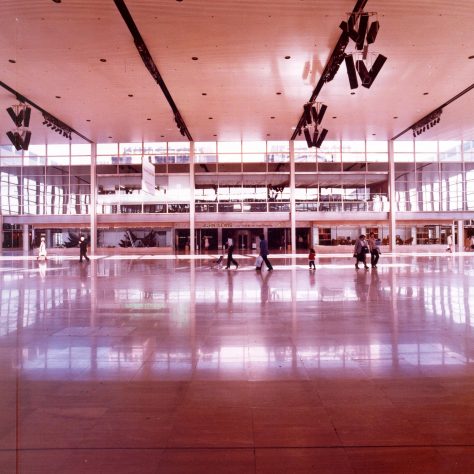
[42,112,72,140]
[411,108,443,137]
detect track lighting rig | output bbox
[42,112,72,140]
[412,108,442,137]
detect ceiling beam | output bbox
[114,0,193,141]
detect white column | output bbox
[411,226,417,245]
[388,139,396,252]
[23,224,29,253]
[458,220,464,252]
[290,140,296,253]
[312,225,319,246]
[189,141,195,256]
[90,142,97,255]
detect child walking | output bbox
[308,247,316,270]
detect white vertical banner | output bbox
[142,155,155,195]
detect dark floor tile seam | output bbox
[6,443,474,453]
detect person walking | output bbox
[368,232,380,268]
[37,236,47,261]
[79,236,90,262]
[308,247,316,270]
[354,234,369,270]
[447,234,454,253]
[258,234,273,271]
[225,238,239,269]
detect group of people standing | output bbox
[353,233,380,269]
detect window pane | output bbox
[119,143,143,155]
[342,141,365,152]
[267,141,289,153]
[439,141,461,153]
[394,153,414,162]
[415,141,437,152]
[366,141,388,152]
[242,141,266,153]
[242,153,265,162]
[48,144,70,156]
[319,140,340,152]
[97,143,118,155]
[366,153,388,162]
[416,153,437,162]
[195,142,217,153]
[71,144,91,155]
[218,142,241,153]
[393,141,413,153]
[144,142,167,154]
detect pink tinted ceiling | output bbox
[0,0,473,145]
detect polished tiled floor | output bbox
[1,251,474,473]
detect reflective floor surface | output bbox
[1,252,474,473]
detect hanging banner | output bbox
[142,155,155,195]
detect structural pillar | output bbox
[90,142,97,255]
[457,220,464,252]
[388,139,397,252]
[22,224,29,254]
[289,140,296,253]
[189,141,195,256]
[0,214,3,253]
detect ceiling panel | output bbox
[0,0,473,146]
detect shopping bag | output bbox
[255,255,263,269]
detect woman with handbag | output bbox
[353,235,369,270]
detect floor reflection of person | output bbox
[355,270,369,301]
[258,270,272,304]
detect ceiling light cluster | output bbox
[42,112,72,139]
[299,102,328,148]
[341,11,387,89]
[412,108,443,137]
[5,102,31,151]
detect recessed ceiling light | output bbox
[266,134,270,137]
[192,57,198,61]
[284,56,291,59]
[469,55,474,59]
[350,92,355,95]
[100,58,107,62]
[213,134,217,137]
[147,118,151,121]
[8,59,16,63]
[276,92,282,95]
[55,95,61,99]
[372,133,376,136]
[423,92,429,95]
[52,0,62,3]
[160,135,165,138]
[108,136,112,139]
[176,0,183,2]
[128,94,134,97]
[202,92,207,96]
[332,116,337,119]
[393,116,398,119]
[86,119,91,122]
[270,116,275,119]
[208,117,213,120]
